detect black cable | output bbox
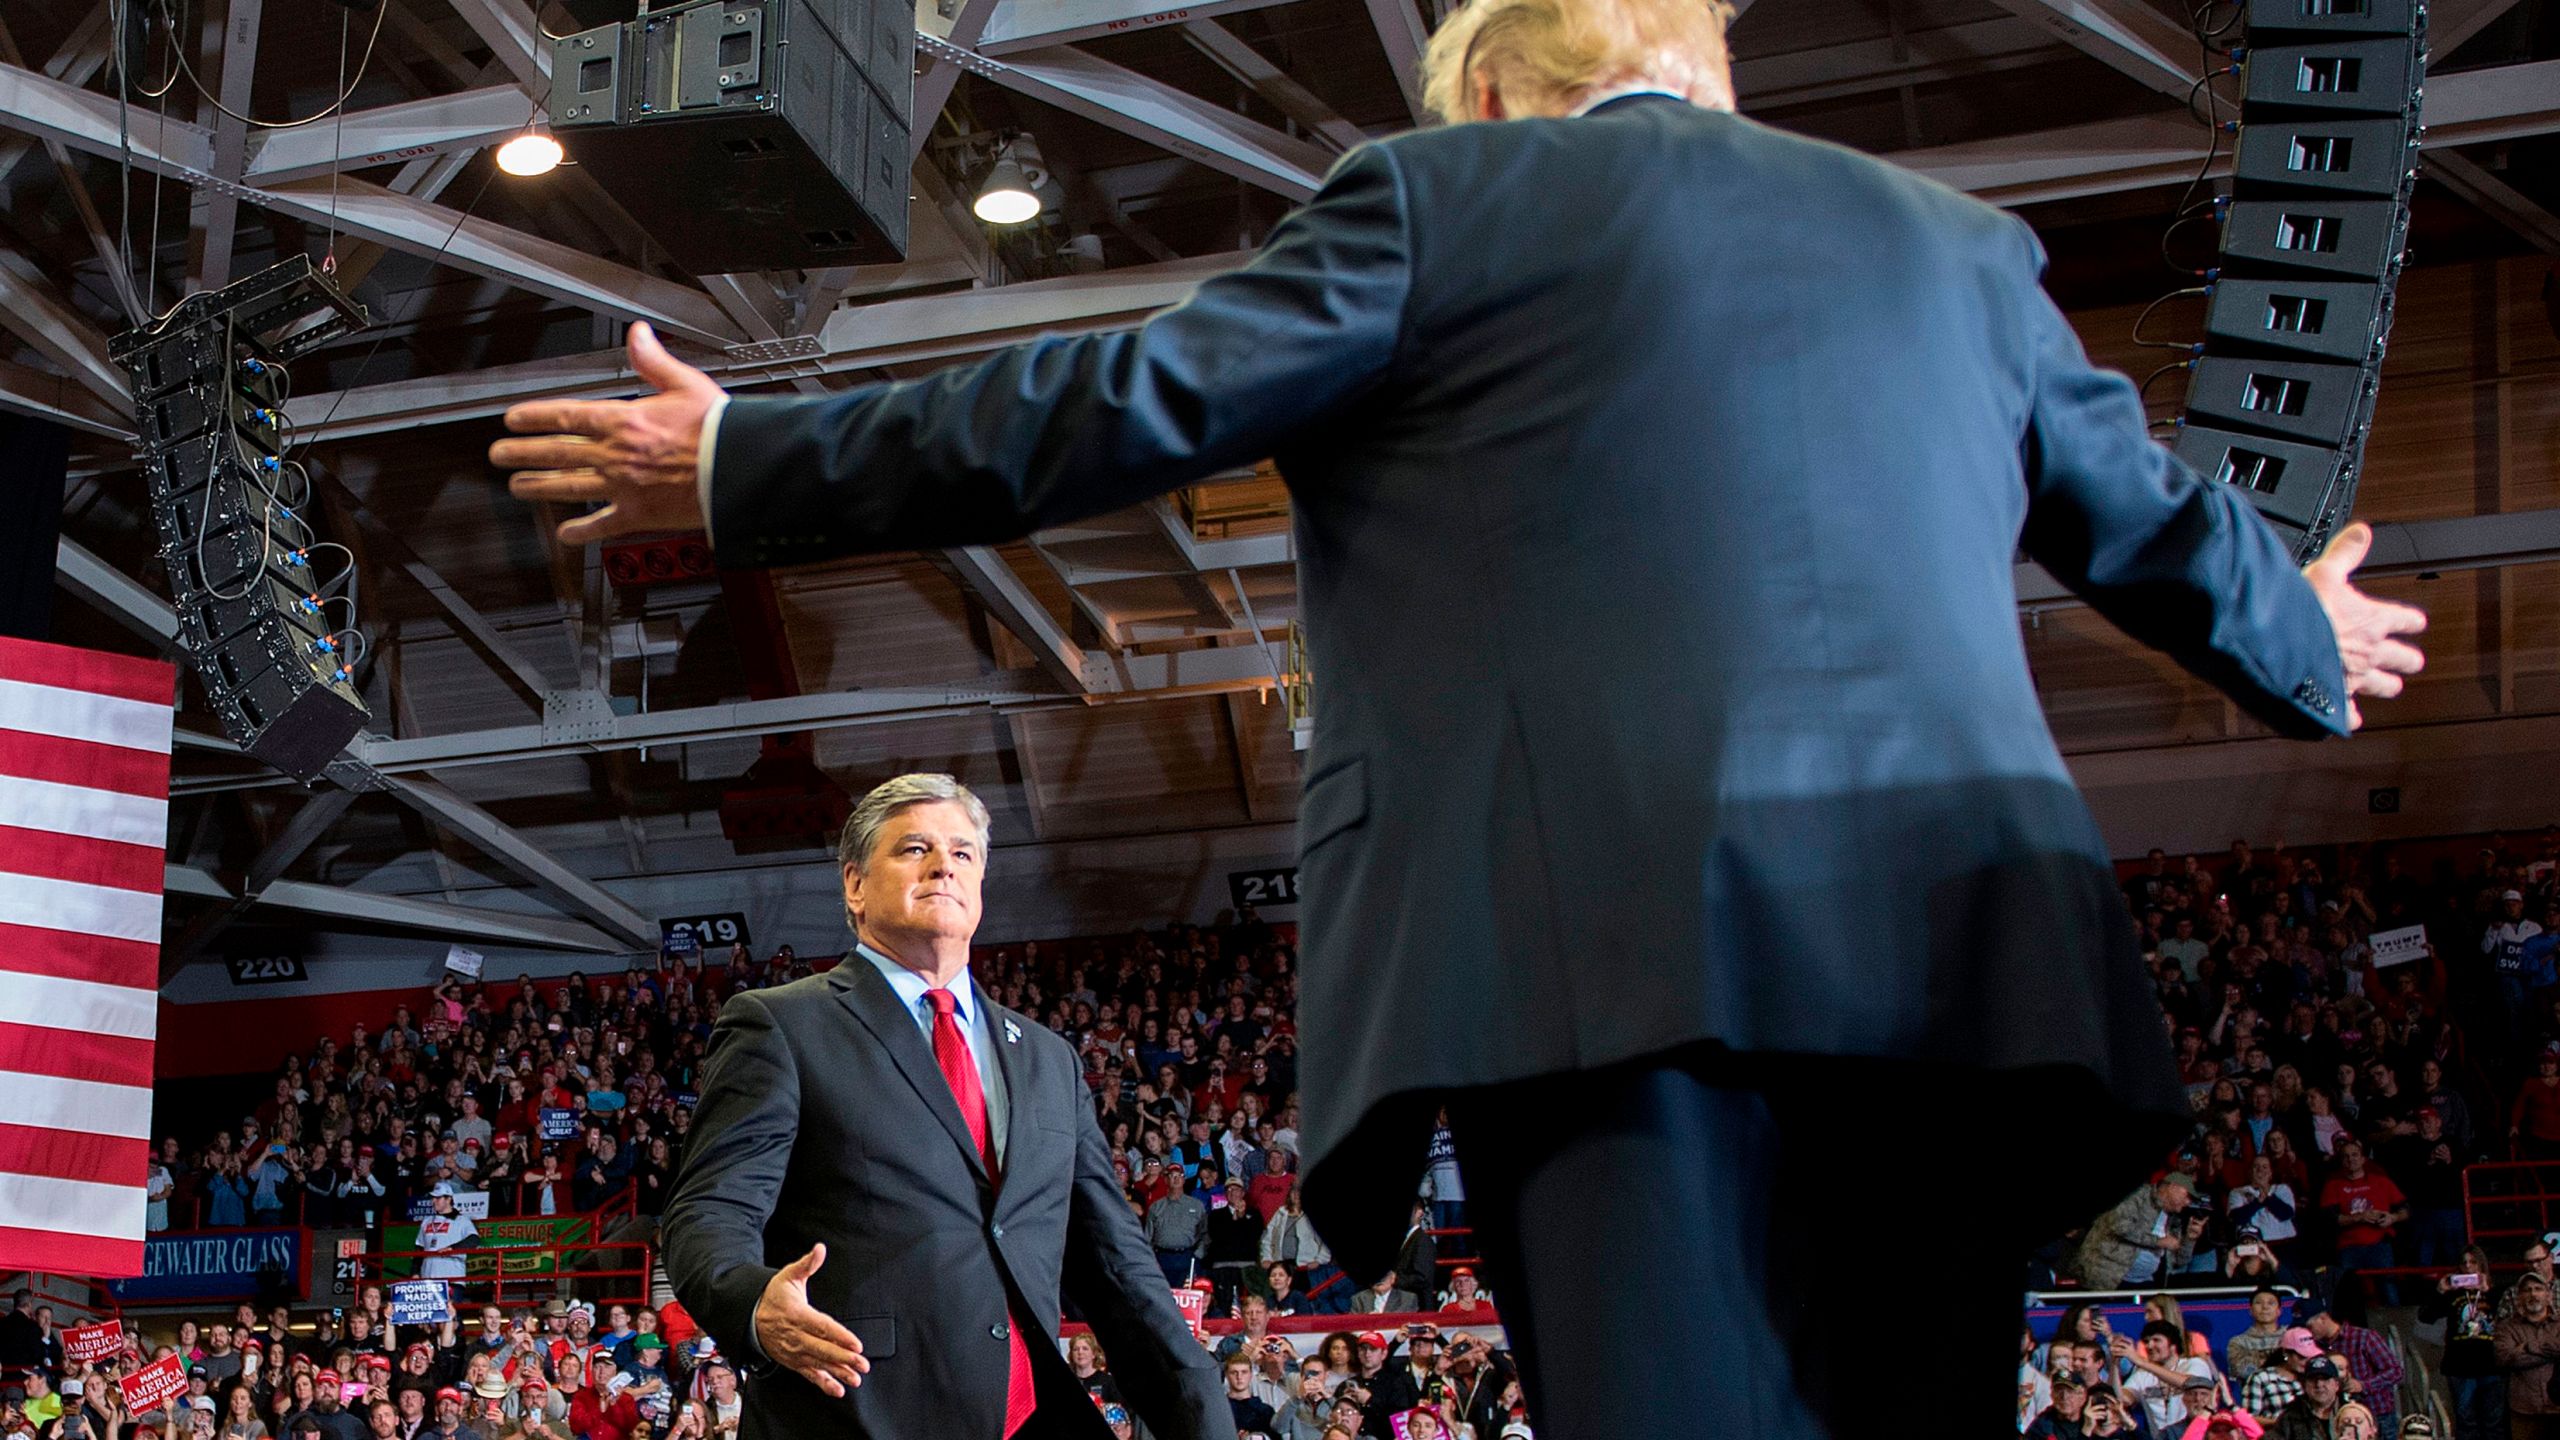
[154,0,388,130]
[2139,358,2198,410]
[2159,210,2222,277]
[144,13,172,322]
[2131,286,2212,350]
[111,0,137,311]
[327,9,348,263]
[308,162,504,439]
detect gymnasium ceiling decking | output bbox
[6,0,2558,959]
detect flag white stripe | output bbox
[0,774,168,850]
[0,1171,146,1242]
[0,679,174,755]
[0,1071,155,1140]
[0,870,162,945]
[0,970,158,1040]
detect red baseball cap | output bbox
[1358,1333,1390,1350]
[435,1388,462,1404]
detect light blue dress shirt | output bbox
[856,943,1010,1167]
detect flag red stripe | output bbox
[0,727,180,798]
[0,1224,144,1280]
[0,824,165,895]
[0,637,177,706]
[0,1021,156,1089]
[0,1123,151,1189]
[0,926,160,989]
[0,639,171,1289]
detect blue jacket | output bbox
[708,96,2349,1277]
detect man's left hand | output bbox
[2303,521,2428,730]
[493,322,723,545]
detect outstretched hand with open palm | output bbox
[2302,520,2428,731]
[492,322,724,545]
[752,1243,871,1398]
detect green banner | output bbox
[379,1216,594,1279]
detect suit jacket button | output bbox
[990,1223,1004,1239]
[991,1323,1010,1340]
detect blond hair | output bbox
[1419,0,1737,124]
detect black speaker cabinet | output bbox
[552,0,912,272]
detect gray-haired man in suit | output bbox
[659,774,1224,1440]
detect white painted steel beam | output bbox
[2432,0,2534,55]
[0,4,107,190]
[166,509,2560,792]
[166,786,361,976]
[167,864,624,950]
[1735,19,2063,110]
[2426,149,2560,254]
[286,252,1241,439]
[1182,20,1369,151]
[0,356,124,437]
[248,174,747,344]
[383,776,658,948]
[2014,506,2560,606]
[244,85,531,183]
[943,545,1092,692]
[271,60,2560,438]
[975,0,1302,54]
[1360,0,1430,125]
[914,0,1004,157]
[56,536,177,645]
[0,61,745,345]
[191,0,264,289]
[926,38,1331,199]
[1985,0,2196,100]
[0,10,141,322]
[0,260,128,409]
[1892,59,2560,207]
[444,0,550,92]
[175,645,1299,792]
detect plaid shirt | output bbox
[2242,1365,2303,1420]
[2330,1323,2402,1417]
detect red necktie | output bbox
[927,988,1037,1438]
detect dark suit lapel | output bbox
[828,957,989,1184]
[981,983,1033,1189]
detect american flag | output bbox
[0,636,173,1278]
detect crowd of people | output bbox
[15,828,2560,1439]
[0,1285,742,1440]
[2021,831,2560,1440]
[0,1279,1523,1440]
[10,911,1522,1440]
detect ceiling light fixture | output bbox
[973,137,1051,226]
[973,155,1040,225]
[496,127,564,177]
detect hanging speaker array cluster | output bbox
[111,258,373,782]
[2171,0,2428,563]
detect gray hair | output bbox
[837,773,993,873]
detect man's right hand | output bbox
[752,1244,871,1398]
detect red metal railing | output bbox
[2464,1159,2560,1250]
[352,1235,655,1315]
[1429,1227,1473,1268]
[352,1189,654,1313]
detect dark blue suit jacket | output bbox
[708,97,2349,1278]
[659,963,1225,1440]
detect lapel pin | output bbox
[1003,1019,1022,1044]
